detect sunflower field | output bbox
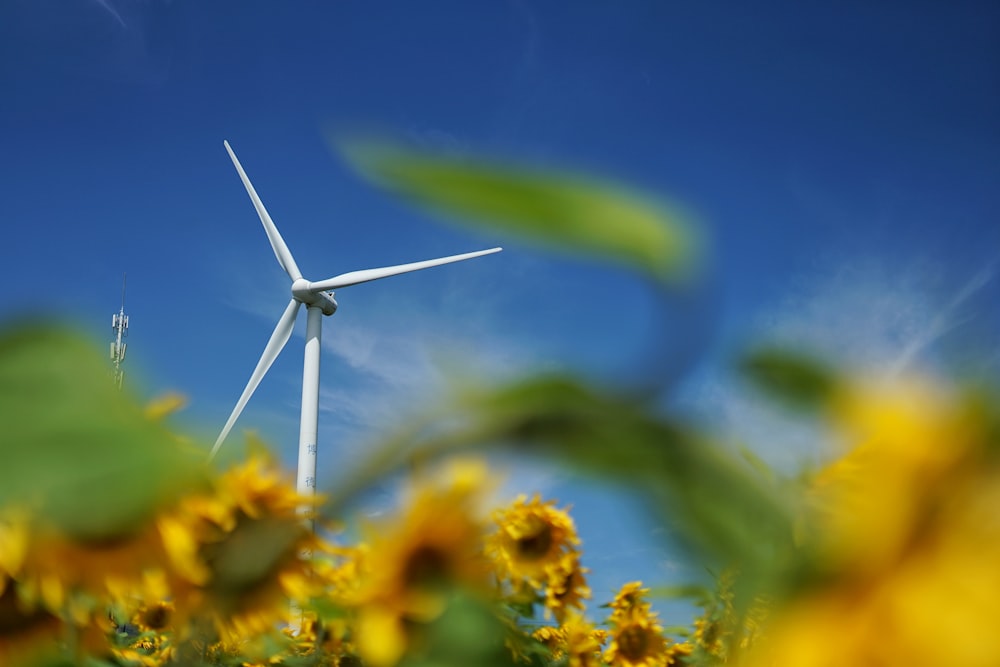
[2,145,998,667]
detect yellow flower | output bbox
[0,584,62,666]
[157,454,321,643]
[487,494,581,590]
[561,610,604,667]
[665,641,693,665]
[743,377,1000,667]
[353,459,493,667]
[808,377,977,574]
[692,615,725,660]
[604,603,670,667]
[113,628,176,667]
[532,624,565,659]
[16,518,170,623]
[0,510,28,597]
[543,554,591,622]
[313,542,368,608]
[133,601,173,632]
[609,581,652,621]
[283,613,356,665]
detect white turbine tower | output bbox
[208,141,501,523]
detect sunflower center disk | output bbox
[618,625,651,662]
[515,524,553,560]
[403,545,451,589]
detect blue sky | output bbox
[2,1,998,620]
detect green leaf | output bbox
[401,592,515,667]
[0,323,202,540]
[337,138,702,287]
[333,374,796,587]
[739,348,840,412]
[647,584,713,602]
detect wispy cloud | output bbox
[317,312,532,433]
[680,256,999,469]
[92,0,127,29]
[218,250,537,457]
[888,262,995,377]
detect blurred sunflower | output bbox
[531,624,565,659]
[0,510,28,597]
[609,581,652,621]
[744,377,1000,667]
[692,615,725,661]
[604,603,670,667]
[0,584,62,667]
[561,610,605,667]
[487,494,581,591]
[543,554,591,622]
[313,542,368,608]
[352,459,493,667]
[113,632,174,667]
[282,613,357,666]
[132,600,174,633]
[103,599,177,666]
[157,454,322,642]
[0,511,61,663]
[689,570,738,661]
[806,377,977,574]
[16,518,170,625]
[665,641,693,665]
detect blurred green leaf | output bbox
[462,376,796,577]
[647,584,713,603]
[402,592,515,667]
[737,443,776,482]
[0,323,202,540]
[332,374,797,592]
[337,138,702,286]
[740,348,839,412]
[205,516,301,594]
[661,625,694,637]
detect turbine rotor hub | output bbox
[291,278,338,315]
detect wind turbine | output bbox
[208,141,501,521]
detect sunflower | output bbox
[16,516,171,627]
[743,377,1000,666]
[531,624,565,660]
[604,604,670,667]
[113,630,176,667]
[312,542,368,608]
[157,454,322,643]
[133,600,174,633]
[0,510,28,596]
[282,613,357,666]
[561,610,604,667]
[0,512,58,664]
[692,615,725,660]
[0,584,62,667]
[609,581,652,621]
[352,459,493,667]
[664,640,693,666]
[487,494,581,590]
[543,554,591,622]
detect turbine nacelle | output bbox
[291,278,338,315]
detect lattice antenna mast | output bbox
[111,274,129,390]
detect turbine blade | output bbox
[208,299,301,461]
[223,140,303,281]
[309,247,502,292]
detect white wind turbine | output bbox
[208,141,501,518]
